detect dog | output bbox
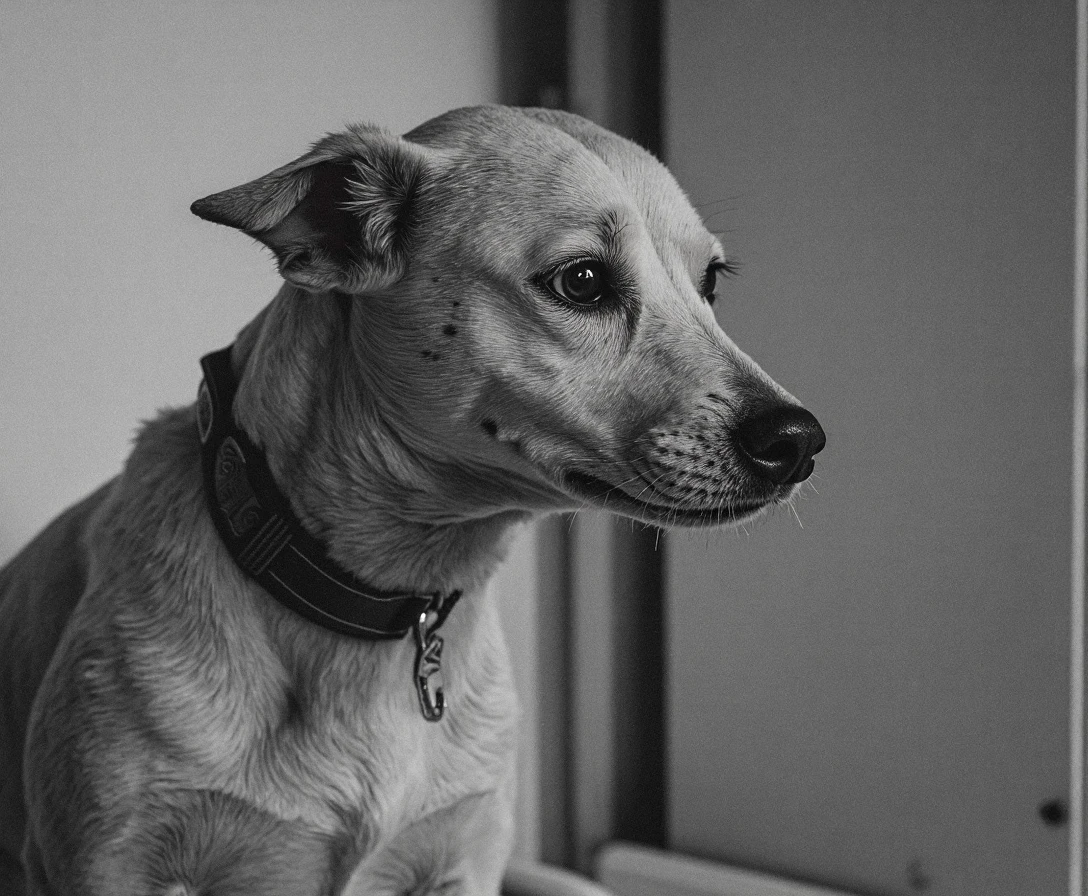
[0,105,824,895]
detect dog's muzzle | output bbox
[556,399,825,527]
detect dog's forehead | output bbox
[406,107,711,259]
[518,108,709,244]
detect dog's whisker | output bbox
[693,195,745,212]
[788,499,804,529]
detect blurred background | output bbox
[0,2,1082,895]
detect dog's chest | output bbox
[74,561,519,893]
[212,613,520,850]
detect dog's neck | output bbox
[225,285,534,597]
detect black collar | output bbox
[197,345,459,719]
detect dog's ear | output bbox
[190,126,430,293]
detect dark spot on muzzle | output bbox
[733,405,826,485]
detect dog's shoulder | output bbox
[0,478,115,712]
[0,476,115,867]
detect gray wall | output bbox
[664,2,1075,894]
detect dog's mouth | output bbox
[560,469,772,528]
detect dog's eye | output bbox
[548,261,608,306]
[701,259,737,307]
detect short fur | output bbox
[0,106,818,895]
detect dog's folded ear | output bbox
[191,125,430,293]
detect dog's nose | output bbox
[733,405,826,485]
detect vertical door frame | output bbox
[1071,0,1087,891]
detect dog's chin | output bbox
[559,470,773,528]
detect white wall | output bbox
[664,2,1074,894]
[0,0,499,563]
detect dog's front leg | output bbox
[341,779,516,896]
[24,784,345,896]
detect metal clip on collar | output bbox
[414,612,445,722]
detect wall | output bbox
[664,3,1075,895]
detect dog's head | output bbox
[192,105,823,529]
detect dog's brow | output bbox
[596,210,628,255]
